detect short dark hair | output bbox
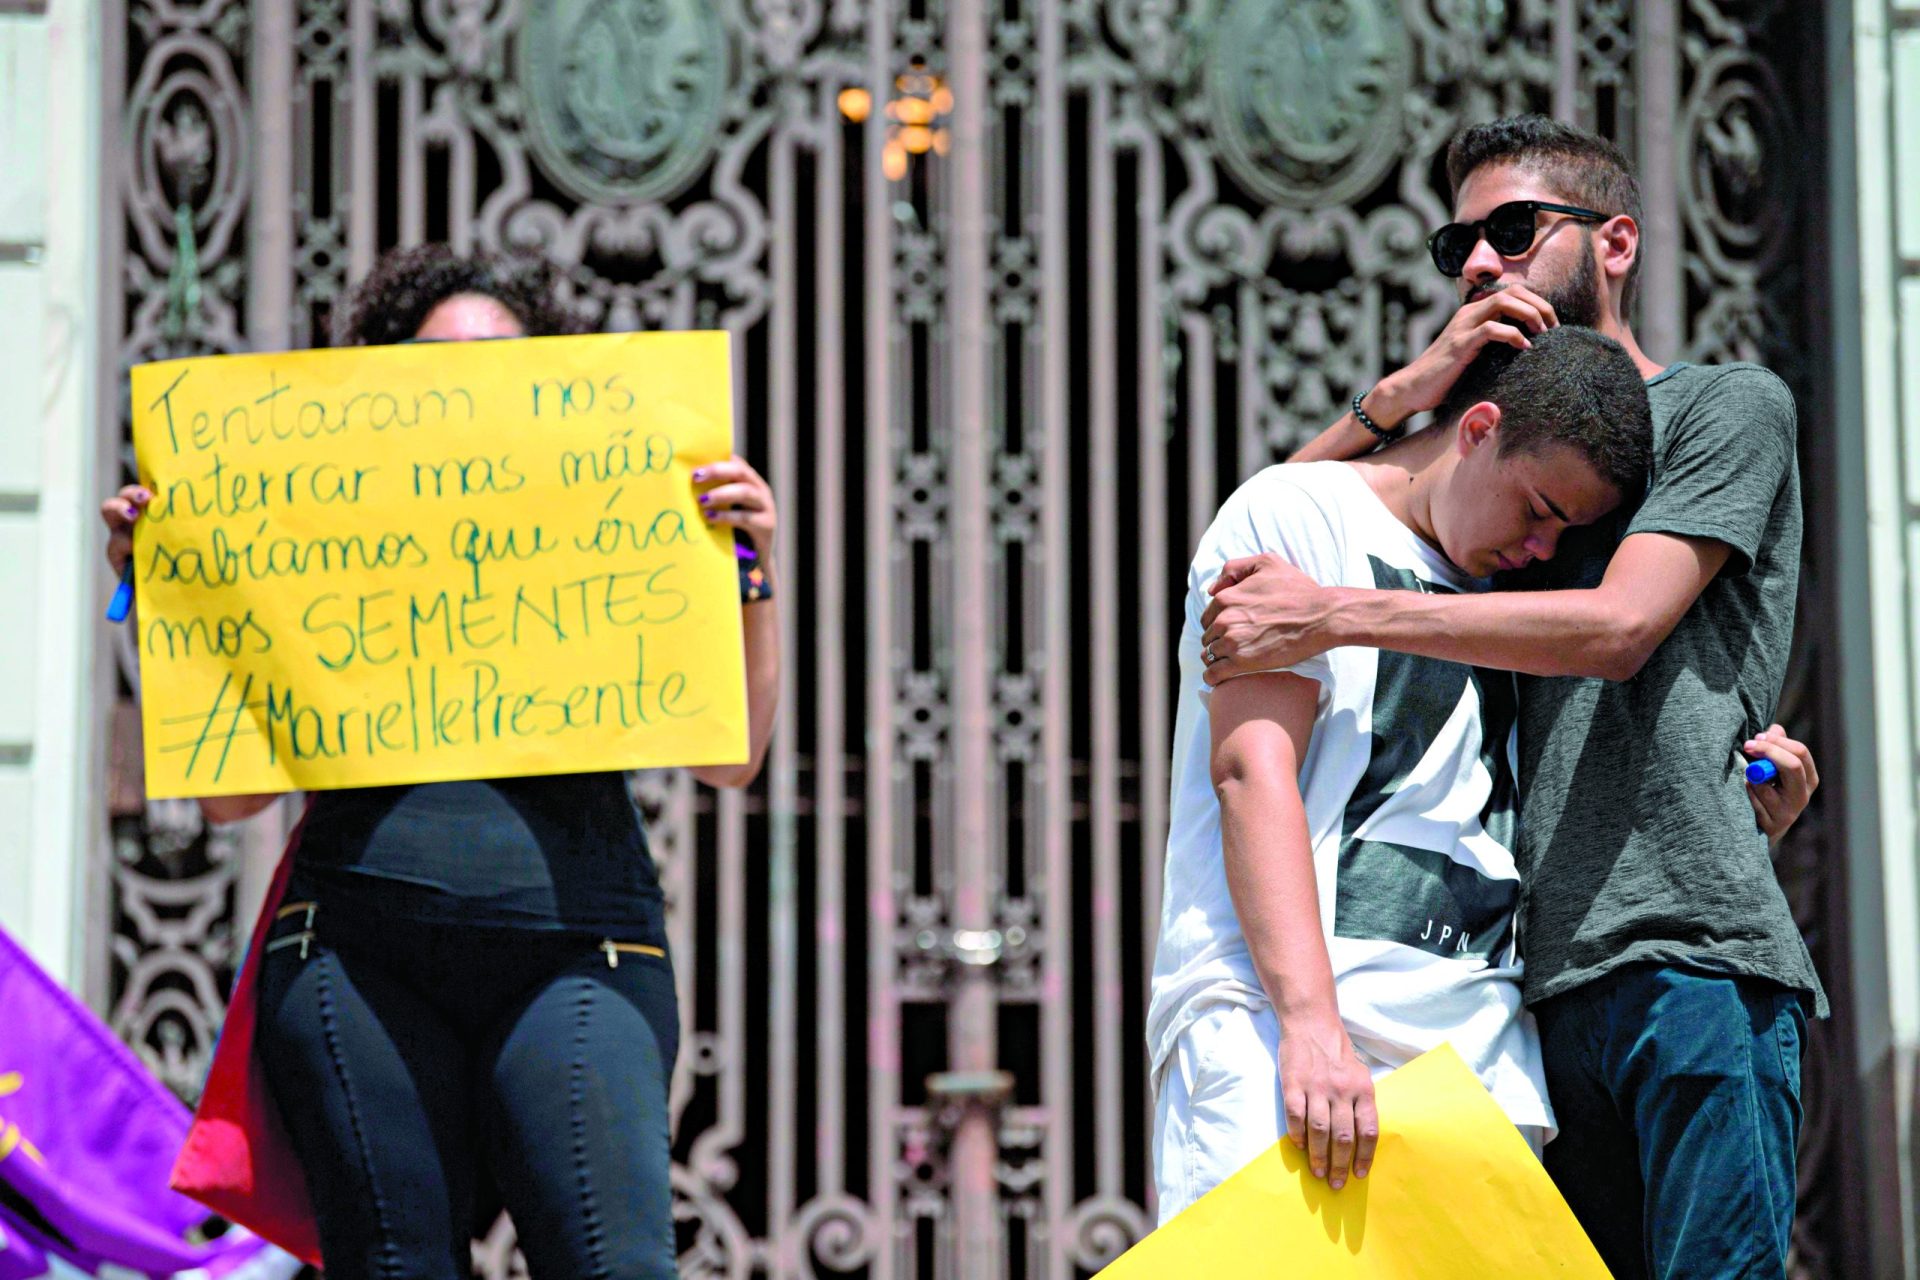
[1445,115,1644,313]
[344,244,577,346]
[1438,325,1651,500]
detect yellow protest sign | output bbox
[128,331,748,798]
[1100,1045,1612,1279]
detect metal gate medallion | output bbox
[518,0,728,204]
[1206,0,1411,207]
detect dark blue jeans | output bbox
[253,879,680,1279]
[1535,964,1806,1280]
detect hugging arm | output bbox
[1203,530,1730,683]
[1288,286,1564,463]
[1216,368,1798,683]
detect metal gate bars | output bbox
[103,1,1849,1275]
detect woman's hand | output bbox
[101,483,152,576]
[101,486,285,823]
[687,454,782,790]
[693,456,776,565]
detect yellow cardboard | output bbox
[1100,1044,1612,1278]
[128,331,748,798]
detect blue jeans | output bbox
[254,876,680,1279]
[1535,965,1805,1280]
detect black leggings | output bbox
[253,882,679,1279]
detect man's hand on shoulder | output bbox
[1200,554,1340,685]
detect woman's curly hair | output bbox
[343,243,577,346]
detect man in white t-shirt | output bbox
[1149,325,1652,1220]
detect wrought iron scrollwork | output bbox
[1205,0,1412,208]
[517,0,731,204]
[102,1,1853,1274]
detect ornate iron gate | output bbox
[103,1,1855,1276]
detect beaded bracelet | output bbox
[1351,389,1401,442]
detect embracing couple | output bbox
[1149,115,1821,1280]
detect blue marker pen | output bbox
[1745,758,1779,785]
[106,562,135,623]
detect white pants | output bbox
[1150,1002,1393,1225]
[1149,1002,1545,1225]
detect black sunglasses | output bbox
[1426,200,1610,278]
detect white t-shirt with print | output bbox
[1147,461,1553,1136]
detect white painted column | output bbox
[0,0,104,990]
[1831,0,1920,1272]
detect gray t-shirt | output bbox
[1509,361,1826,1013]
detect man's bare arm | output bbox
[1286,404,1409,464]
[1287,286,1562,464]
[1212,674,1338,1027]
[1202,530,1731,683]
[1211,672,1377,1188]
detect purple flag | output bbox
[0,924,298,1280]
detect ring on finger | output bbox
[1204,641,1218,665]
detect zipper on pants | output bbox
[599,939,666,968]
[267,901,318,960]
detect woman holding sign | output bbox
[103,245,779,1280]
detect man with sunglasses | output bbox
[1196,115,1822,1279]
